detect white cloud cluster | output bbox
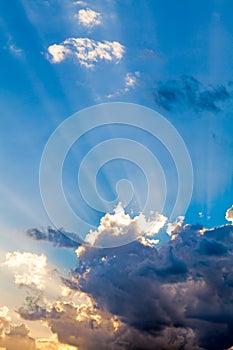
[4,252,47,290]
[47,38,125,68]
[226,205,233,224]
[76,8,101,28]
[84,203,167,247]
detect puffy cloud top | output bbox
[47,38,125,68]
[76,8,102,28]
[226,205,233,223]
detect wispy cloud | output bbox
[27,227,82,248]
[107,71,140,98]
[153,76,231,112]
[124,72,140,91]
[47,38,125,68]
[76,8,102,28]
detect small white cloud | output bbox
[125,72,140,91]
[106,72,140,99]
[3,252,47,290]
[47,38,125,68]
[76,8,102,28]
[226,206,233,224]
[73,1,87,6]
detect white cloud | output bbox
[106,71,140,98]
[226,205,233,224]
[47,38,125,68]
[76,8,101,28]
[84,203,167,247]
[125,72,140,90]
[3,252,47,290]
[73,1,87,6]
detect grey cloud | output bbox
[0,323,36,350]
[27,227,82,248]
[19,221,233,349]
[71,224,233,350]
[153,76,231,112]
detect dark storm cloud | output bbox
[72,224,233,350]
[153,76,231,112]
[20,223,233,350]
[27,227,82,248]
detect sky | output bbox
[1,0,233,349]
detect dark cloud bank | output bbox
[153,76,231,112]
[22,221,233,350]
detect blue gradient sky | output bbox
[0,1,233,347]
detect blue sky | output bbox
[1,0,233,349]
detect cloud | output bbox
[8,44,23,56]
[106,71,140,98]
[27,227,82,248]
[73,1,87,6]
[84,203,167,247]
[76,8,101,28]
[226,206,233,223]
[47,38,125,68]
[64,207,233,349]
[125,72,140,90]
[9,205,233,349]
[36,339,77,350]
[0,323,36,350]
[166,216,184,237]
[153,76,231,112]
[3,252,47,290]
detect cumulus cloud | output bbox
[66,221,233,350]
[0,323,36,350]
[47,38,125,68]
[76,8,101,28]
[3,252,47,290]
[27,227,82,248]
[226,205,233,224]
[153,76,231,112]
[7,205,233,349]
[84,203,167,247]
